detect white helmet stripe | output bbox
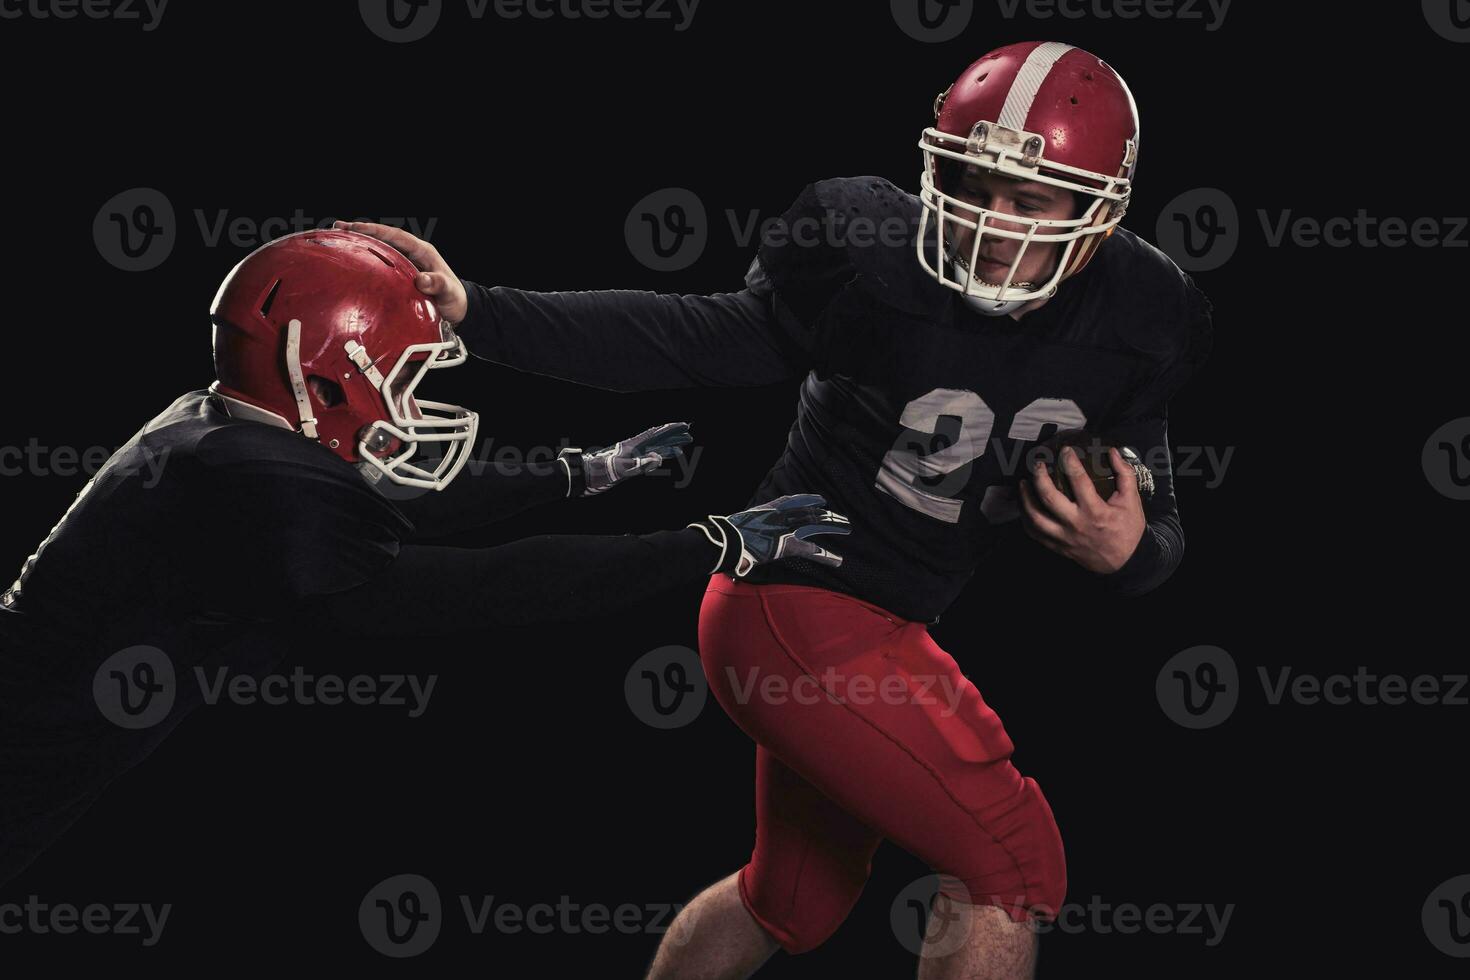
[996,41,1075,132]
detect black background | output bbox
[1,1,1466,975]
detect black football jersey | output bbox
[1,390,412,635]
[456,176,1213,622]
[739,177,1213,620]
[0,390,728,882]
[0,391,414,881]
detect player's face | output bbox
[946,167,1078,288]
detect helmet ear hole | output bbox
[359,425,395,456]
[308,375,345,408]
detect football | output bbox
[1031,428,1155,502]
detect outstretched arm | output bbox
[390,421,693,539]
[334,221,812,392]
[456,277,809,391]
[387,448,571,539]
[311,495,850,633]
[195,453,840,623]
[313,529,721,632]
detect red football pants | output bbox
[698,576,1066,954]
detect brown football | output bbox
[1031,428,1154,502]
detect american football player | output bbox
[0,229,848,887]
[343,40,1212,980]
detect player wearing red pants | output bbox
[700,577,1066,951]
[341,38,1212,974]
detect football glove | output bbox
[559,421,693,497]
[690,494,851,577]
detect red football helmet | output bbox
[210,229,478,490]
[918,41,1139,315]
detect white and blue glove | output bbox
[691,494,851,577]
[559,421,693,497]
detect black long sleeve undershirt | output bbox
[312,528,721,635]
[388,452,572,539]
[1095,411,1184,597]
[456,280,808,391]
